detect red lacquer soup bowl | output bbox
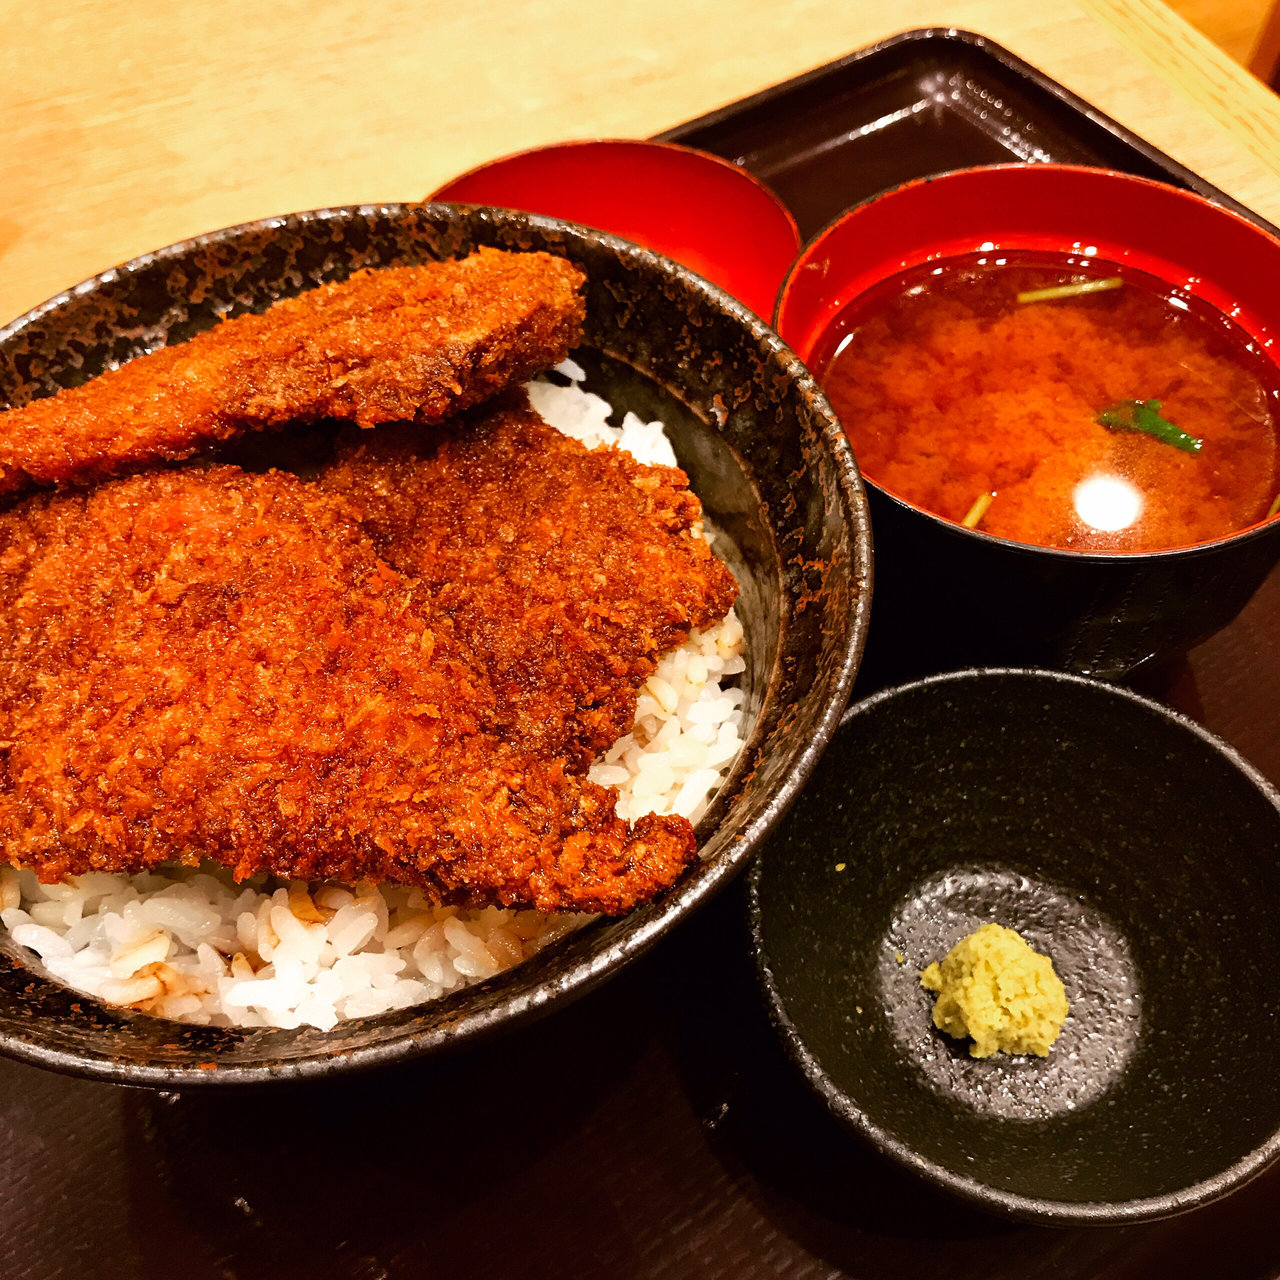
[430,139,800,322]
[775,164,1280,679]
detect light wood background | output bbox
[1170,0,1271,64]
[3,0,1280,326]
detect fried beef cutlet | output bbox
[0,466,697,915]
[0,249,585,496]
[317,392,739,767]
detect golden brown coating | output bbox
[318,392,739,766]
[0,467,695,914]
[0,249,586,496]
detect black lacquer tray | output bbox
[659,27,1280,242]
[4,29,1279,1280]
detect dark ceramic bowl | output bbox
[429,139,801,321]
[0,203,871,1087]
[749,669,1280,1224]
[775,164,1280,680]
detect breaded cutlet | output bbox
[317,391,739,767]
[0,248,585,496]
[0,466,696,914]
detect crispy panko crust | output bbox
[0,249,585,496]
[318,392,739,766]
[0,467,696,914]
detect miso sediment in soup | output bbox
[814,251,1280,552]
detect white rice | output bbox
[0,365,748,1030]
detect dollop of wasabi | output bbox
[920,923,1069,1058]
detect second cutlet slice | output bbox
[317,390,739,768]
[0,466,696,914]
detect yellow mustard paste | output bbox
[920,923,1069,1058]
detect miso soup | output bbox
[814,252,1280,552]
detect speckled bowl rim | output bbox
[748,667,1280,1226]
[0,202,873,1087]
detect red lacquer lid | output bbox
[430,139,801,322]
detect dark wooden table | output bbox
[4,567,1278,1280]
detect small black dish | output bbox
[748,668,1280,1224]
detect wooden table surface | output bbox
[4,4,1280,1280]
[3,0,1280,327]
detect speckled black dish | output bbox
[748,669,1280,1225]
[0,203,872,1087]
